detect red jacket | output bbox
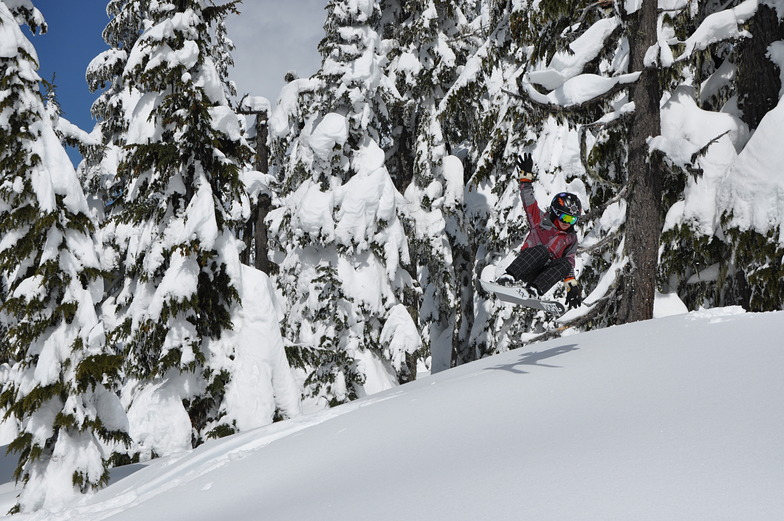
[519,181,578,274]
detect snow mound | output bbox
[5,310,782,521]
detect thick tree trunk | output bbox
[253,112,272,274]
[240,110,273,273]
[736,3,783,131]
[617,0,662,324]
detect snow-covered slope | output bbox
[3,308,783,521]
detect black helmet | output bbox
[549,192,582,226]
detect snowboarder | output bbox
[495,153,583,309]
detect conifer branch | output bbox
[578,113,633,190]
[453,23,491,42]
[236,94,269,115]
[577,228,623,255]
[551,277,623,337]
[577,0,615,27]
[504,75,633,116]
[690,130,730,166]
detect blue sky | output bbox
[24,1,110,158]
[23,1,326,165]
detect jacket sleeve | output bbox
[519,181,542,231]
[562,237,578,272]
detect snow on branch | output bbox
[673,0,758,63]
[577,0,616,27]
[528,18,621,91]
[511,70,639,111]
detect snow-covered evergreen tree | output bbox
[99,0,261,455]
[659,0,784,313]
[381,0,784,358]
[454,1,564,354]
[377,1,562,360]
[0,1,129,511]
[487,0,784,330]
[80,0,150,213]
[265,0,784,392]
[500,0,658,326]
[380,0,479,372]
[268,0,418,405]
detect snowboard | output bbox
[479,279,566,315]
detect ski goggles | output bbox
[555,211,579,225]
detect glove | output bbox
[564,277,582,309]
[516,153,535,182]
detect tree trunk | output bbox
[617,0,662,324]
[240,110,273,273]
[253,111,273,274]
[254,193,272,274]
[736,3,783,131]
[241,208,253,265]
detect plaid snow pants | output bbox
[505,245,571,295]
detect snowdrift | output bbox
[3,308,783,521]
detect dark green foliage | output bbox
[283,263,366,406]
[75,354,125,393]
[660,220,784,314]
[6,3,46,35]
[3,384,64,428]
[6,432,34,483]
[0,8,131,507]
[650,3,784,317]
[724,227,784,311]
[516,0,615,65]
[196,254,240,337]
[99,0,253,453]
[189,368,233,441]
[659,224,726,309]
[286,342,365,407]
[72,467,110,494]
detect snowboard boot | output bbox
[495,273,516,286]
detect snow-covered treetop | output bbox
[3,0,45,34]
